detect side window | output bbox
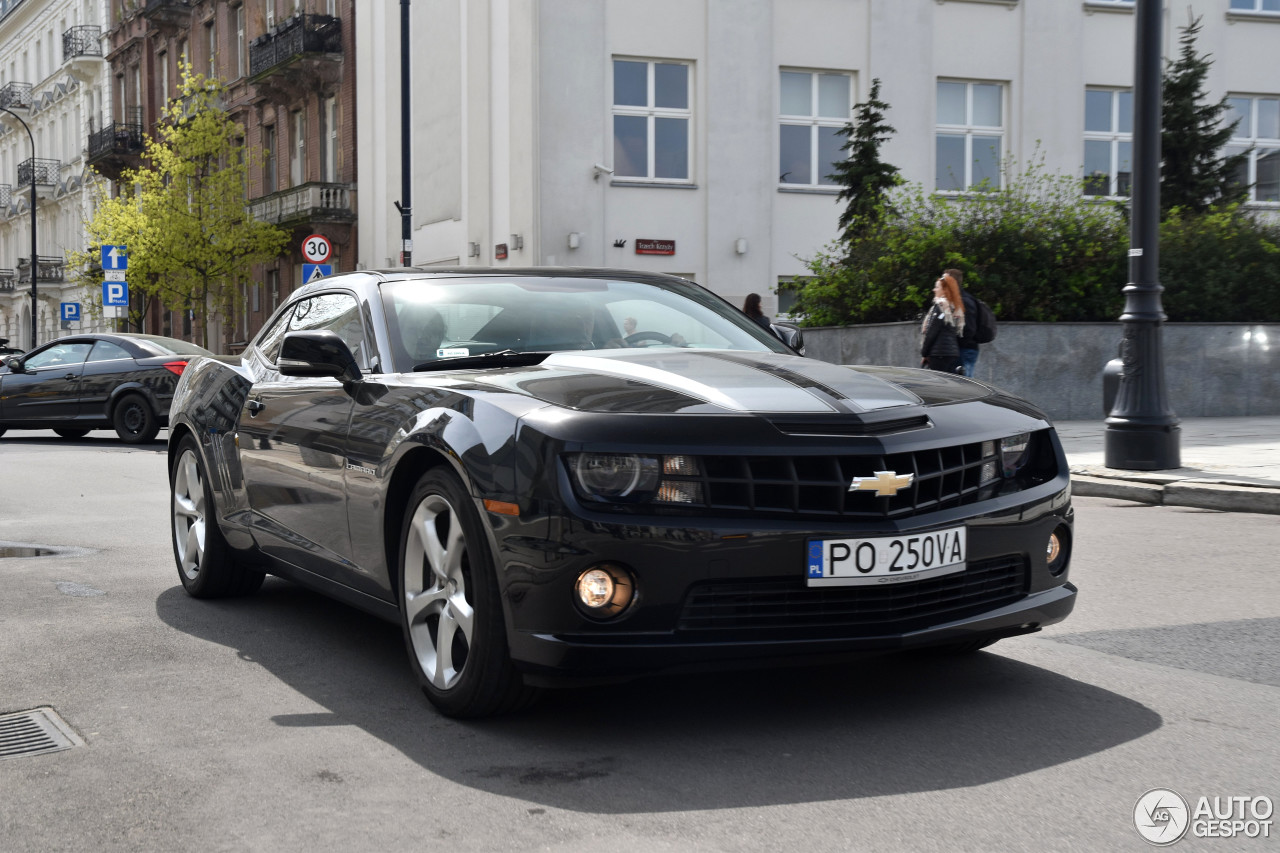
[25,342,93,368]
[87,341,132,362]
[261,292,367,370]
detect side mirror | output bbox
[770,322,804,355]
[278,330,362,383]
[5,356,23,372]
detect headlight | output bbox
[1000,432,1032,478]
[568,453,703,505]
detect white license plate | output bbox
[806,526,967,587]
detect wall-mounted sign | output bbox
[495,243,509,260]
[635,239,675,255]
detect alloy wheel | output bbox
[172,449,207,580]
[403,493,476,690]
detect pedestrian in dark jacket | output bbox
[920,272,965,374]
[743,293,772,329]
[946,268,981,377]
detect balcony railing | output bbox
[87,119,145,161]
[250,14,342,78]
[63,25,102,60]
[17,256,66,284]
[17,158,60,186]
[0,184,9,207]
[250,182,354,225]
[142,0,194,24]
[0,269,14,293]
[0,82,32,110]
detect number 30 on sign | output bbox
[302,234,332,264]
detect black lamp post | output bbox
[1,106,37,351]
[1104,0,1181,470]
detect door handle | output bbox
[63,373,77,381]
[246,399,265,415]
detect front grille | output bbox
[677,555,1028,636]
[688,440,999,520]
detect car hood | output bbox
[462,349,993,415]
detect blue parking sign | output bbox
[60,302,81,322]
[103,280,129,307]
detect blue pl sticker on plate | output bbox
[808,541,824,578]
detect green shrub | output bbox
[1159,206,1280,322]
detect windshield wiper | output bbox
[412,350,553,372]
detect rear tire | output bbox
[54,428,90,439]
[170,435,264,598]
[398,467,537,718]
[113,394,159,443]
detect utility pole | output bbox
[1,106,37,350]
[1104,0,1181,470]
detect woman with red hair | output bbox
[920,272,966,374]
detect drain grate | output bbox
[0,707,84,760]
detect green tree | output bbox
[829,78,901,242]
[1161,15,1249,216]
[77,64,287,349]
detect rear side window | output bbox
[87,341,132,362]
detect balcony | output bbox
[141,0,194,27]
[0,184,9,208]
[63,25,103,83]
[18,158,60,188]
[0,82,32,110]
[87,115,145,181]
[17,256,66,285]
[250,15,342,96]
[0,270,14,294]
[250,182,355,227]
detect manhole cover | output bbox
[0,707,84,760]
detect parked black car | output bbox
[0,337,22,356]
[167,268,1076,717]
[0,333,212,442]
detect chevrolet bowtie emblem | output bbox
[848,471,915,497]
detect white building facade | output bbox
[0,0,111,350]
[356,0,1279,316]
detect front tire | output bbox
[399,468,536,718]
[170,435,264,598]
[113,393,159,443]
[54,428,90,439]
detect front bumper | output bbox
[498,485,1075,682]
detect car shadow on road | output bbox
[155,578,1161,813]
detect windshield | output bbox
[379,275,790,372]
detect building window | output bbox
[1230,0,1280,12]
[236,6,246,78]
[1226,95,1280,203]
[158,51,168,101]
[266,0,276,29]
[936,80,1005,191]
[268,269,280,315]
[1083,88,1133,197]
[779,70,851,187]
[251,282,260,313]
[321,96,337,181]
[206,22,216,79]
[263,124,277,193]
[612,58,692,182]
[291,109,305,186]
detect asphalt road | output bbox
[1,429,1277,852]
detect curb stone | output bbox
[1070,474,1280,515]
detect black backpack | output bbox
[971,296,997,344]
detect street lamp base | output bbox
[1104,422,1182,470]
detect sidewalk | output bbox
[1057,416,1280,514]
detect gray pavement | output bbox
[1058,415,1280,514]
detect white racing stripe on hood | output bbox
[544,350,845,413]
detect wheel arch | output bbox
[105,382,160,420]
[382,445,456,602]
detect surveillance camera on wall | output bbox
[592,163,614,180]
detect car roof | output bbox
[291,267,701,300]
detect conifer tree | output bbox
[829,78,901,242]
[1161,15,1249,215]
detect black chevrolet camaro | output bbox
[167,268,1075,717]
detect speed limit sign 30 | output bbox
[302,234,332,264]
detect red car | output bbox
[0,333,212,442]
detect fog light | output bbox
[574,563,635,618]
[576,569,614,608]
[1047,525,1071,576]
